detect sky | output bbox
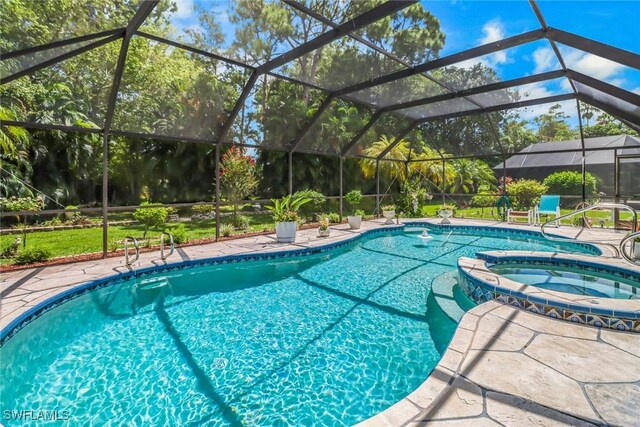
[159,0,640,127]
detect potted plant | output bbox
[318,217,330,237]
[266,194,311,243]
[344,190,363,230]
[381,204,396,225]
[438,203,456,224]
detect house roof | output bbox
[495,135,640,169]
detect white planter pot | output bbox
[634,241,640,259]
[439,209,452,225]
[347,215,362,230]
[318,228,330,237]
[275,221,297,243]
[382,210,395,225]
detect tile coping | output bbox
[457,254,640,327]
[0,220,630,426]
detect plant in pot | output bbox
[381,204,396,225]
[266,195,311,243]
[438,203,456,224]
[318,217,330,237]
[344,190,363,230]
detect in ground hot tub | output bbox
[457,251,640,332]
[489,264,639,300]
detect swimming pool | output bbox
[0,227,597,425]
[490,265,640,299]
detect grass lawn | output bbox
[1,205,634,266]
[0,214,276,265]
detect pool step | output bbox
[431,271,472,322]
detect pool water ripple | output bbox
[0,229,595,426]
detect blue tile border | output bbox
[402,221,602,255]
[0,226,404,346]
[0,221,613,346]
[457,257,640,333]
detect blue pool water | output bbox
[0,228,596,426]
[490,265,640,299]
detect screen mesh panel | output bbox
[296,98,374,154]
[0,0,136,54]
[0,40,121,128]
[112,36,251,140]
[225,75,328,149]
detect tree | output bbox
[534,104,576,142]
[133,202,168,238]
[219,146,261,215]
[447,159,497,194]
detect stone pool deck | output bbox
[1,218,638,426]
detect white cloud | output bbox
[561,47,625,84]
[481,20,508,65]
[171,0,194,19]
[456,20,509,69]
[532,47,557,74]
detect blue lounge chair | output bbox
[535,195,561,226]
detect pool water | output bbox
[0,229,595,426]
[490,265,640,299]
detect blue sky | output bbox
[160,0,639,126]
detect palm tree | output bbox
[360,135,410,181]
[448,158,497,194]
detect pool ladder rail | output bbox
[620,231,640,265]
[539,202,638,265]
[123,232,174,267]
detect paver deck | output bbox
[1,218,638,426]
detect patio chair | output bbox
[534,195,561,226]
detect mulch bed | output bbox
[0,222,334,273]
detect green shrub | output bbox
[220,223,234,237]
[396,177,428,217]
[168,224,189,244]
[543,171,597,197]
[13,248,52,265]
[471,185,499,208]
[293,189,325,219]
[192,204,214,215]
[327,212,341,223]
[344,190,362,215]
[230,214,250,229]
[506,179,548,210]
[133,202,168,237]
[108,238,120,252]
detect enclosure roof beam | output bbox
[376,121,420,160]
[416,93,575,124]
[528,0,577,96]
[340,110,384,157]
[2,28,124,60]
[256,1,416,74]
[332,28,546,97]
[568,70,640,106]
[102,0,159,133]
[215,71,259,146]
[0,33,123,85]
[136,31,256,70]
[577,94,640,129]
[289,94,335,153]
[547,28,640,70]
[381,69,566,113]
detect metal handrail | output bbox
[123,236,140,267]
[540,202,638,259]
[160,232,174,260]
[619,231,640,265]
